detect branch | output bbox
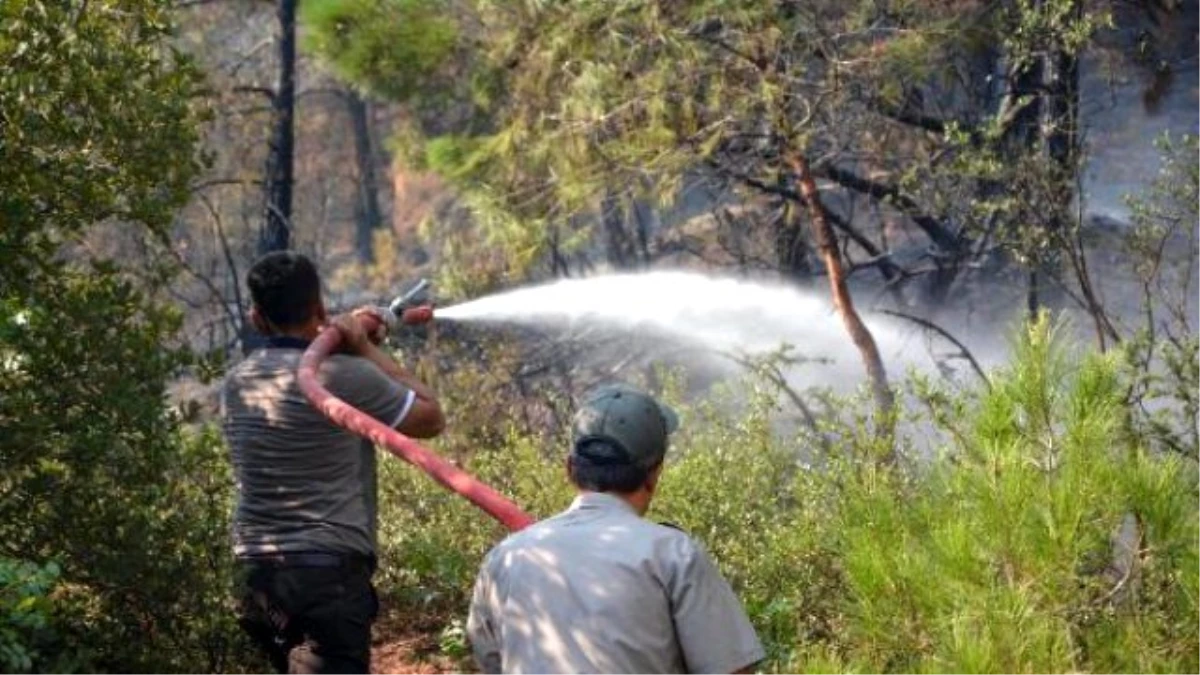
[196,192,246,327]
[788,151,896,438]
[819,165,964,252]
[689,31,768,71]
[878,309,990,388]
[725,168,804,202]
[719,350,834,457]
[871,99,981,143]
[711,159,907,285]
[232,85,276,99]
[190,178,264,192]
[158,230,243,335]
[824,209,902,282]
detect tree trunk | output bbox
[1042,0,1115,348]
[631,200,652,266]
[347,90,383,264]
[772,171,813,279]
[600,191,634,269]
[1004,6,1047,320]
[259,0,297,255]
[787,152,896,433]
[774,200,813,279]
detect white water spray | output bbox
[437,271,940,388]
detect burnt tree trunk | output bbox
[788,153,896,434]
[772,172,813,279]
[1042,0,1116,348]
[774,200,813,279]
[1011,61,1044,318]
[259,0,297,255]
[347,91,383,264]
[600,191,635,269]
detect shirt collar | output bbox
[264,335,312,350]
[568,491,640,516]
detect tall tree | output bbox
[260,0,298,254]
[788,152,895,426]
[347,90,384,263]
[303,0,1125,370]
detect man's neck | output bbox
[579,489,651,516]
[275,322,321,342]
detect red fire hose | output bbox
[296,309,534,532]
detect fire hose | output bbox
[296,280,535,533]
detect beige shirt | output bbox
[467,493,765,674]
[221,343,413,557]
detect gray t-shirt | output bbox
[220,345,413,557]
[467,492,765,674]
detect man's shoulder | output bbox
[489,509,699,561]
[319,353,385,380]
[482,509,579,558]
[649,520,707,561]
[220,353,258,390]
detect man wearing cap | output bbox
[466,384,765,674]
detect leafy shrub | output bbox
[0,558,83,672]
[0,2,260,671]
[374,319,1199,673]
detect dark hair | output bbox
[567,439,660,493]
[247,252,322,329]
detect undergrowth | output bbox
[375,318,1199,673]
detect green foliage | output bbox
[301,0,459,101]
[0,1,253,671]
[1003,0,1110,70]
[0,0,206,288]
[1119,133,1199,460]
[302,0,1115,284]
[0,278,252,669]
[0,558,85,672]
[373,319,1198,672]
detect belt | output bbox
[239,551,370,569]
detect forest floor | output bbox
[370,613,463,674]
[370,634,445,674]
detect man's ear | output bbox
[249,305,271,336]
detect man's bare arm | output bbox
[334,310,446,438]
[356,341,445,438]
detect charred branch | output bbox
[818,165,964,253]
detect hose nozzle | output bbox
[389,278,431,316]
[400,305,434,325]
[386,278,435,328]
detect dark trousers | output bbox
[236,554,378,674]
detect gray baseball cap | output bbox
[571,384,679,468]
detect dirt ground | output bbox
[370,615,467,674]
[370,633,445,674]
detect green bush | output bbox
[0,2,259,670]
[0,558,83,672]
[374,320,1199,673]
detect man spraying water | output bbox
[221,251,444,674]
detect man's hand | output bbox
[351,307,389,345]
[331,307,388,355]
[331,313,370,354]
